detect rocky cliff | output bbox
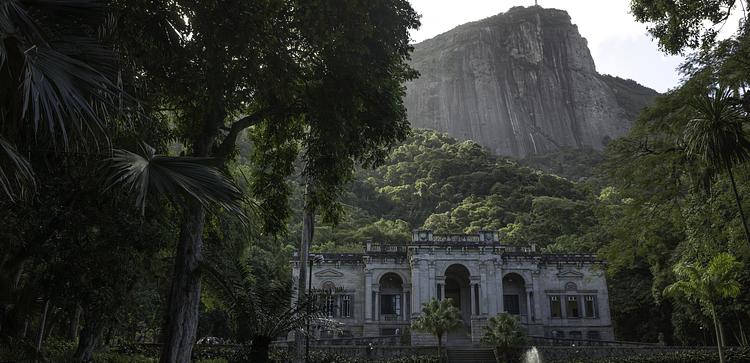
[405,6,657,157]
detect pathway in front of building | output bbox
[446,348,495,363]
[445,326,495,363]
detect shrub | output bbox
[563,347,750,363]
[94,352,158,363]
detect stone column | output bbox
[498,267,505,314]
[365,271,373,321]
[531,272,543,326]
[405,288,411,319]
[411,259,425,316]
[526,288,535,321]
[469,283,476,316]
[427,261,436,300]
[402,291,408,321]
[440,281,446,301]
[375,291,381,321]
[479,264,488,315]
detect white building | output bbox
[292,230,614,345]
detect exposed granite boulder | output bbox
[405,6,658,157]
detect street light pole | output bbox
[306,256,313,362]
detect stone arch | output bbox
[378,272,405,320]
[373,270,409,286]
[444,264,472,326]
[440,261,479,277]
[321,281,336,293]
[565,282,578,291]
[502,272,528,317]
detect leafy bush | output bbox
[564,347,750,363]
[43,338,76,361]
[94,352,158,363]
[306,351,438,363]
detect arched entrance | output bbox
[444,264,471,325]
[378,273,404,321]
[502,273,528,321]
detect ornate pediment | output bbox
[556,269,584,279]
[314,268,344,278]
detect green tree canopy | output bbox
[665,252,743,363]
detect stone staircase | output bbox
[446,348,496,363]
[446,326,472,347]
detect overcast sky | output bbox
[408,0,685,93]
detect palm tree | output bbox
[1,2,245,359]
[411,298,462,363]
[481,313,528,363]
[664,252,743,363]
[0,0,124,200]
[684,86,750,247]
[203,256,324,363]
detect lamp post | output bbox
[306,254,323,362]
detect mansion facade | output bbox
[292,230,614,345]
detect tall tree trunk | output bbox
[21,318,28,338]
[739,317,749,347]
[726,164,750,247]
[74,310,104,363]
[295,181,315,362]
[68,304,82,340]
[712,308,725,363]
[35,300,49,352]
[437,333,443,363]
[159,204,206,363]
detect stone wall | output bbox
[311,346,438,359]
[536,346,715,362]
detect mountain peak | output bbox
[405,9,656,157]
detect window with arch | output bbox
[379,273,404,320]
[321,281,336,293]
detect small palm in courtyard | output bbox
[204,256,322,363]
[684,86,750,247]
[481,313,528,363]
[664,252,743,363]
[411,298,462,363]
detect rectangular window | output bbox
[584,295,597,318]
[342,295,352,317]
[380,294,401,318]
[503,295,520,315]
[549,295,562,318]
[566,296,580,318]
[569,331,582,340]
[324,295,336,317]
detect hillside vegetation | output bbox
[281,129,599,253]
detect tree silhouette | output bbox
[665,253,743,363]
[412,298,461,363]
[684,86,750,248]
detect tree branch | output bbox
[215,109,272,161]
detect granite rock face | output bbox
[405,6,657,157]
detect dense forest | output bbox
[278,125,750,345]
[2,0,750,362]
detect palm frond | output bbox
[0,137,35,202]
[684,86,750,170]
[103,145,246,219]
[2,0,133,147]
